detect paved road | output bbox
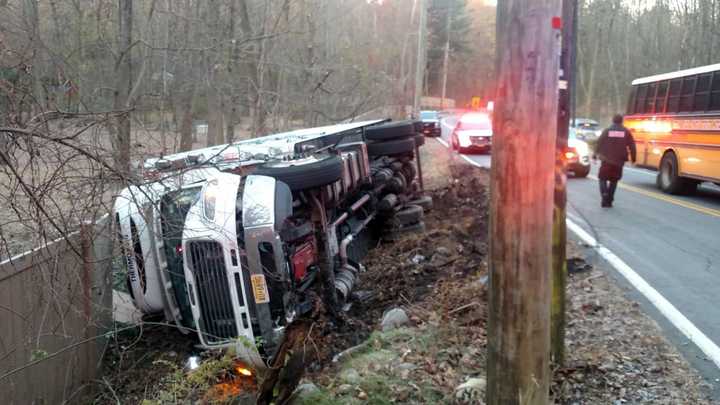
[438,115,720,394]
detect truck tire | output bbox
[401,163,417,181]
[413,134,425,147]
[367,138,416,157]
[408,196,433,211]
[378,193,399,211]
[394,204,423,226]
[365,121,416,141]
[656,152,697,195]
[254,155,343,191]
[385,175,408,194]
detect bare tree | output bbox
[114,0,133,176]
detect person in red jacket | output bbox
[593,114,637,208]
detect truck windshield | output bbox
[160,185,203,327]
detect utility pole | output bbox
[440,5,452,110]
[413,0,427,116]
[487,0,561,404]
[551,0,577,366]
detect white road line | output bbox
[459,154,485,168]
[434,137,486,168]
[567,218,720,369]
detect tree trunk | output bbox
[24,0,44,115]
[224,0,239,143]
[487,0,560,403]
[206,89,223,147]
[584,14,603,117]
[179,82,197,152]
[114,0,133,177]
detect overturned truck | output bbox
[113,119,431,368]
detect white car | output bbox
[567,128,591,177]
[450,112,493,154]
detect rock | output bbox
[436,246,451,256]
[455,377,486,402]
[395,362,417,379]
[340,368,361,384]
[411,254,425,264]
[337,384,354,395]
[295,383,319,395]
[381,308,410,331]
[287,383,320,404]
[357,390,368,400]
[429,252,454,267]
[395,362,417,371]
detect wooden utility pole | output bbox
[551,0,577,366]
[487,0,561,404]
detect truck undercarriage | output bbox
[113,119,430,369]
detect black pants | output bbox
[599,179,618,203]
[598,162,623,204]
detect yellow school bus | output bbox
[624,63,720,194]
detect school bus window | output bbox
[710,72,720,111]
[627,87,637,115]
[679,76,696,112]
[635,84,648,114]
[645,82,657,113]
[667,79,682,113]
[694,74,712,112]
[656,80,669,113]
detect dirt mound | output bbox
[303,169,491,375]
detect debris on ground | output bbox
[568,256,593,274]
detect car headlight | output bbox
[203,180,218,220]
